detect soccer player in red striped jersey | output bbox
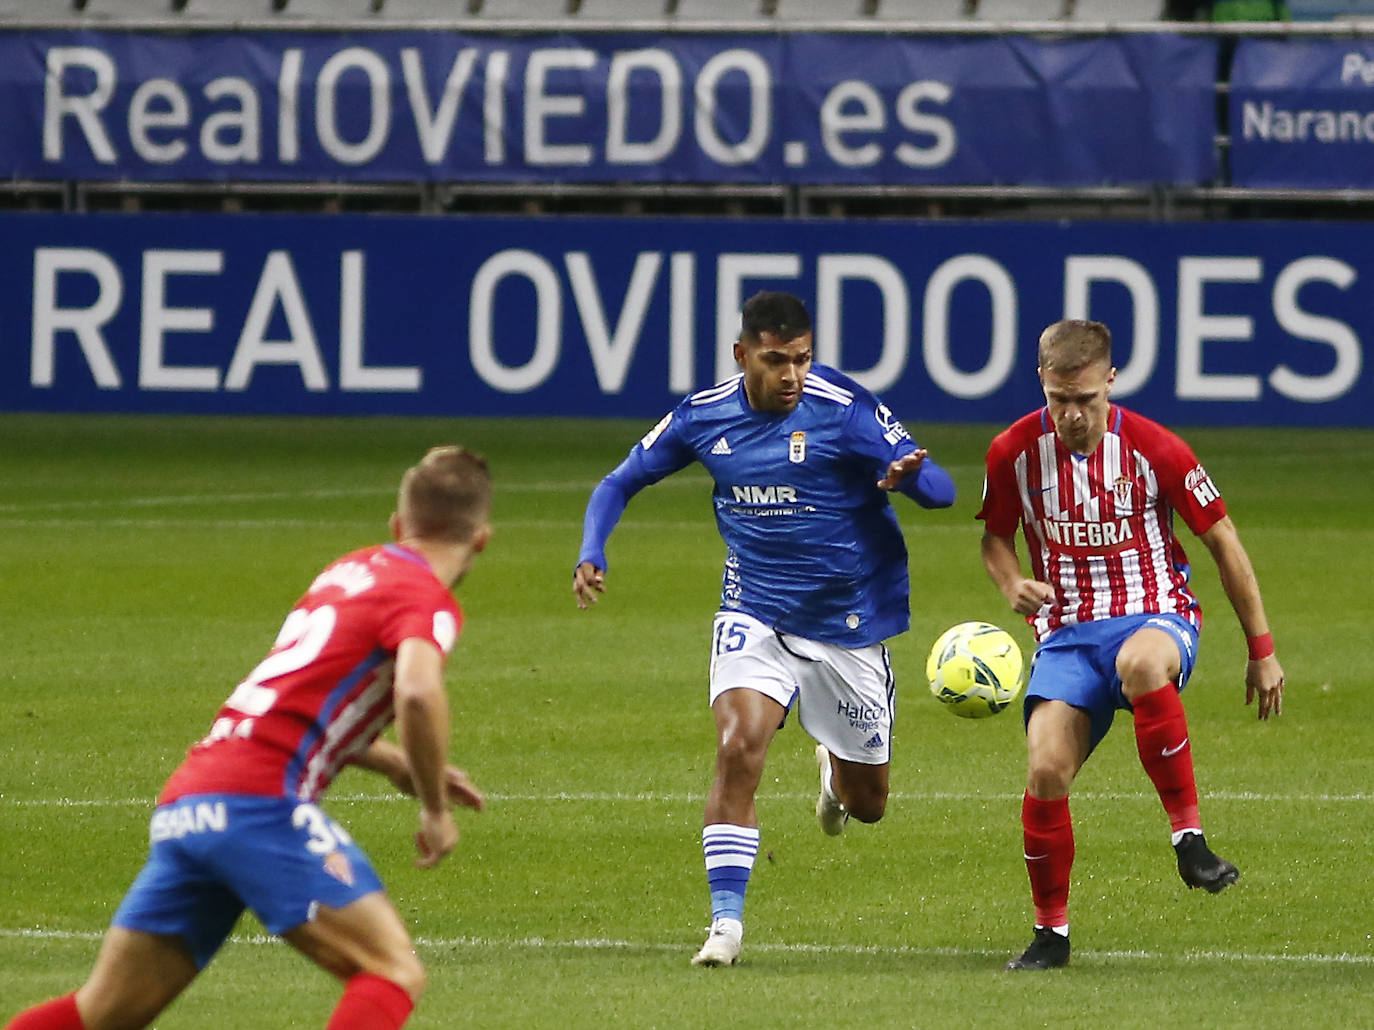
[5,446,491,1030]
[977,320,1285,972]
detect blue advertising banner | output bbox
[0,30,1216,186]
[1,212,1368,427]
[1230,38,1374,188]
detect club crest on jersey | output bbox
[789,431,806,463]
[1113,475,1133,507]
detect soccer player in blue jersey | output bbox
[573,291,956,966]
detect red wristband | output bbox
[1247,633,1274,661]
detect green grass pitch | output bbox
[1,413,1371,1029]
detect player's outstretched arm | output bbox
[394,637,463,867]
[1199,516,1285,720]
[981,531,1054,616]
[878,450,957,508]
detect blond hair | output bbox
[397,446,491,543]
[1038,319,1112,374]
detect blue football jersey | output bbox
[579,365,953,647]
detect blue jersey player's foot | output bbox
[1175,831,1240,893]
[691,918,742,967]
[1005,926,1070,971]
[814,744,849,837]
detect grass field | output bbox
[1,413,1372,1029]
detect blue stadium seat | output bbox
[1290,0,1374,16]
[872,0,972,20]
[1070,0,1162,19]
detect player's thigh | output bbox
[284,892,424,998]
[1024,699,1093,796]
[76,928,199,1030]
[786,635,894,765]
[1116,616,1196,700]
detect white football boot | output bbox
[691,917,743,967]
[815,743,849,837]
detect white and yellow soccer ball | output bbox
[926,621,1025,719]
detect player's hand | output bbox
[1245,654,1285,720]
[388,763,484,811]
[414,808,459,869]
[1006,577,1055,616]
[876,449,927,491]
[443,765,485,812]
[573,561,605,609]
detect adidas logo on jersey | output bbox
[863,733,885,750]
[710,437,732,455]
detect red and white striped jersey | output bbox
[160,543,462,804]
[977,405,1226,642]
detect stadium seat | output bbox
[479,0,572,18]
[1069,0,1162,19]
[872,0,972,20]
[78,0,178,16]
[374,0,480,18]
[672,0,768,21]
[282,0,379,16]
[179,0,278,17]
[1290,0,1374,16]
[576,0,668,18]
[975,0,1069,18]
[773,0,870,20]
[0,0,79,16]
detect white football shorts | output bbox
[708,611,894,765]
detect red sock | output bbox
[1132,685,1201,834]
[4,994,84,1030]
[325,974,414,1030]
[1021,792,1073,928]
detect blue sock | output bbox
[703,823,760,923]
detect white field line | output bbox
[6,789,1374,807]
[1,927,1370,967]
[0,478,715,515]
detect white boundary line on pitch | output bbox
[7,789,1374,807]
[1,927,1370,967]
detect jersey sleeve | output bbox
[1146,425,1227,536]
[841,384,955,508]
[377,583,462,658]
[577,407,696,570]
[976,430,1023,538]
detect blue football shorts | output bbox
[112,794,384,968]
[1024,613,1200,752]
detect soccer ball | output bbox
[926,621,1025,719]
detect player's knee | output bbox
[714,733,768,782]
[1026,758,1074,799]
[847,793,886,824]
[366,952,426,1002]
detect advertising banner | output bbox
[1230,37,1374,188]
[0,29,1217,186]
[2,212,1367,426]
